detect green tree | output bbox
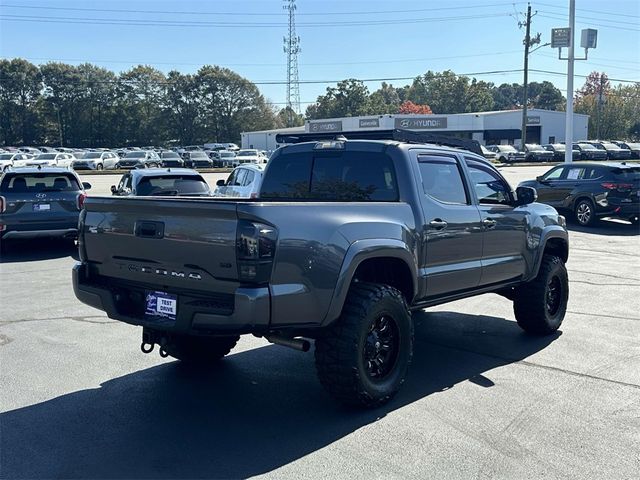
[305,79,373,119]
[368,82,402,114]
[0,58,42,145]
[276,106,304,128]
[164,71,202,145]
[574,71,638,139]
[197,65,276,143]
[117,65,167,145]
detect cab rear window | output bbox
[0,173,80,192]
[260,151,398,201]
[136,175,209,196]
[612,167,640,180]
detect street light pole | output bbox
[521,3,532,149]
[564,0,575,163]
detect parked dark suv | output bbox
[573,143,608,161]
[519,162,640,226]
[542,144,579,162]
[0,167,91,245]
[523,144,555,162]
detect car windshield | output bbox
[161,152,180,159]
[34,154,57,160]
[136,175,209,196]
[601,142,620,150]
[625,143,640,149]
[551,144,566,151]
[0,154,13,160]
[189,152,207,159]
[0,173,80,192]
[83,152,102,159]
[237,151,258,157]
[526,144,545,151]
[220,152,236,158]
[498,146,518,152]
[577,144,596,150]
[124,152,146,158]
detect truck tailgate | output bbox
[81,196,240,292]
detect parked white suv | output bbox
[234,149,268,165]
[73,151,119,170]
[213,164,265,198]
[13,152,76,168]
[0,152,32,171]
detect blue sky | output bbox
[0,0,638,112]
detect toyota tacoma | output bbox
[73,130,569,407]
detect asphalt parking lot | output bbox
[1,166,639,479]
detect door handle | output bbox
[482,218,497,229]
[429,219,448,230]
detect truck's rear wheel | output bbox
[314,283,413,408]
[513,255,568,335]
[163,334,239,364]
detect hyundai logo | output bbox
[35,193,47,198]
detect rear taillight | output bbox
[0,196,5,213]
[601,182,633,191]
[236,220,277,283]
[77,192,87,210]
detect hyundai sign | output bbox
[394,117,448,129]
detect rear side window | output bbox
[136,175,209,195]
[611,167,640,181]
[260,152,398,201]
[0,173,80,192]
[417,155,468,205]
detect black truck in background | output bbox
[73,130,569,407]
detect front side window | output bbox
[466,161,512,205]
[417,155,468,205]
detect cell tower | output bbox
[283,0,301,126]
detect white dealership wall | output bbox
[241,109,589,151]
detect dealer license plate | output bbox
[33,203,50,211]
[145,290,178,322]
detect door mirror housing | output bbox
[216,179,226,187]
[110,185,117,194]
[82,182,92,190]
[515,186,537,206]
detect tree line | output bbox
[1,58,637,147]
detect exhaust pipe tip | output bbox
[266,335,311,352]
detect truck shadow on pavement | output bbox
[0,238,79,263]
[1,311,559,479]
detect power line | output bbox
[535,2,640,19]
[0,50,524,68]
[0,12,515,28]
[537,13,640,32]
[0,2,526,17]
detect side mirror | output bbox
[216,179,225,187]
[110,185,117,194]
[82,182,92,190]
[515,186,537,206]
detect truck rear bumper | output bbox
[72,263,270,334]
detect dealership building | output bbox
[241,108,589,151]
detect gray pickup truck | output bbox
[73,130,569,407]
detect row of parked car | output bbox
[0,147,269,172]
[482,140,640,163]
[0,163,265,248]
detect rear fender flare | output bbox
[321,239,417,326]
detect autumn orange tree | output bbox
[398,100,433,114]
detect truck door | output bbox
[414,153,484,298]
[464,158,527,286]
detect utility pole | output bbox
[519,3,540,149]
[596,74,605,139]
